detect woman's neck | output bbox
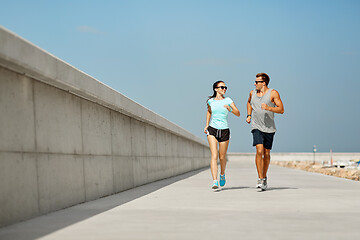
[215,94,225,100]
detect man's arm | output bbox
[246,91,253,123]
[261,90,284,114]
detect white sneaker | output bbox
[256,178,262,188]
[261,177,268,191]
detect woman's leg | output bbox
[218,140,230,175]
[207,135,219,180]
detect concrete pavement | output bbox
[1,155,360,240]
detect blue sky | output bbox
[1,0,359,152]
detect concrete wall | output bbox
[0,26,210,227]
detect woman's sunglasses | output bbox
[216,86,228,90]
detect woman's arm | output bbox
[204,104,211,133]
[225,102,240,117]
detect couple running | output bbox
[204,73,284,191]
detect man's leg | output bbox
[263,148,271,178]
[255,144,265,179]
[262,131,274,179]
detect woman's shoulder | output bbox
[207,98,214,104]
[225,97,233,103]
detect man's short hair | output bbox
[256,73,270,86]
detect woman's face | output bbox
[215,82,227,95]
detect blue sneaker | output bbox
[219,174,226,187]
[212,180,219,189]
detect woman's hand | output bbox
[225,103,240,117]
[224,105,232,112]
[204,126,209,134]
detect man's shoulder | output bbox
[270,89,280,96]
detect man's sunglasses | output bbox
[216,86,228,90]
[255,80,265,84]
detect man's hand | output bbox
[246,116,251,124]
[261,103,269,111]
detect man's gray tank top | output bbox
[250,89,276,133]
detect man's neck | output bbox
[257,86,269,94]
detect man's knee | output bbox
[256,147,264,156]
[264,149,271,157]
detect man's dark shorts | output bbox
[252,129,275,150]
[207,126,230,142]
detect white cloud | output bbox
[77,26,100,34]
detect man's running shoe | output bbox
[256,178,262,188]
[212,180,219,189]
[219,174,226,187]
[261,177,268,191]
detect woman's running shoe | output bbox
[219,174,226,187]
[212,180,219,189]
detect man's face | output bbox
[254,77,265,90]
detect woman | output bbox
[204,80,240,189]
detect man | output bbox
[246,73,284,191]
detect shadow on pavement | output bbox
[214,186,298,192]
[0,167,208,240]
[259,187,298,192]
[214,186,250,192]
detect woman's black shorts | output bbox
[207,126,230,142]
